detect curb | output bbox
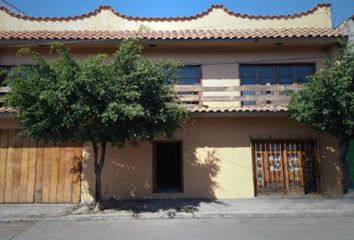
[2,210,354,223]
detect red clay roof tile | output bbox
[0,28,344,41]
[0,105,288,115]
[189,105,288,113]
[0,106,16,114]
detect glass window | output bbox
[240,66,256,78]
[296,65,315,83]
[240,66,256,85]
[0,66,13,86]
[240,64,315,106]
[240,66,257,105]
[278,65,293,84]
[259,66,274,85]
[176,66,201,85]
[240,64,315,85]
[241,77,256,85]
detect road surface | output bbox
[2,216,354,240]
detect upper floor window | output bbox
[240,64,316,85]
[176,65,201,85]
[0,66,13,87]
[240,64,316,106]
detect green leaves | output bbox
[289,43,354,142]
[5,38,189,145]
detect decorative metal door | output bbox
[253,140,317,195]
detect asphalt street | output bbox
[2,216,354,240]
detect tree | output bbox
[288,43,354,192]
[5,38,189,206]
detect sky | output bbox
[3,0,354,27]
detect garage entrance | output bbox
[0,129,82,203]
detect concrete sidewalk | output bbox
[0,204,78,222]
[1,195,354,222]
[67,195,354,220]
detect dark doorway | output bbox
[154,142,183,193]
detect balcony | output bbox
[0,85,303,109]
[175,84,303,108]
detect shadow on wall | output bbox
[81,143,222,205]
[185,148,221,199]
[319,138,343,196]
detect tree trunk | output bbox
[338,138,350,194]
[92,141,107,209]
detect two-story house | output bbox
[0,3,347,203]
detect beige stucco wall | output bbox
[0,116,342,200]
[79,117,342,202]
[0,5,332,32]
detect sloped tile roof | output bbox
[189,105,288,113]
[0,106,16,114]
[0,28,344,41]
[0,105,288,115]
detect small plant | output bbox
[176,205,198,213]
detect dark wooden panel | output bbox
[253,140,317,195]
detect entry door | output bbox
[154,142,182,193]
[253,140,317,195]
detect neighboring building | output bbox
[0,3,347,203]
[337,15,354,42]
[0,0,25,16]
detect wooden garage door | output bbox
[0,129,82,203]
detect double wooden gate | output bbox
[252,140,317,195]
[0,129,82,203]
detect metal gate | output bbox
[252,140,317,195]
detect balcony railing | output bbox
[175,84,303,107]
[0,85,303,108]
[0,87,9,105]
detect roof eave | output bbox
[191,111,289,118]
[0,36,345,46]
[0,113,16,118]
[0,111,288,119]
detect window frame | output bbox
[176,65,202,85]
[239,63,316,85]
[0,65,14,87]
[239,63,316,106]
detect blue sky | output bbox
[4,0,354,27]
